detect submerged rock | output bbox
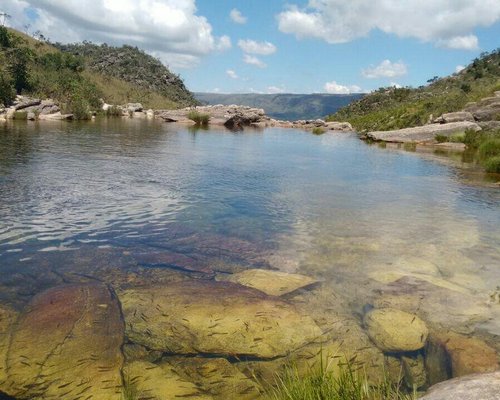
[402,354,428,390]
[123,361,211,400]
[364,308,428,352]
[0,306,18,385]
[120,281,322,358]
[1,283,124,400]
[220,268,318,296]
[420,371,500,400]
[168,357,262,399]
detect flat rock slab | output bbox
[123,361,211,400]
[120,281,322,358]
[420,371,500,400]
[366,121,481,143]
[221,269,318,296]
[1,283,124,400]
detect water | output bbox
[0,118,499,398]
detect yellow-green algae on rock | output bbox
[119,280,323,358]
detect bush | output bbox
[435,134,448,143]
[478,138,500,159]
[188,110,209,126]
[13,111,27,120]
[0,70,15,106]
[484,156,500,173]
[312,127,325,135]
[106,105,123,117]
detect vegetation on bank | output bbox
[329,49,500,132]
[188,110,210,126]
[269,361,416,400]
[0,27,195,118]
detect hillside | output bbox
[55,42,197,107]
[195,92,364,121]
[330,49,500,132]
[0,27,194,118]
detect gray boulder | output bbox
[420,371,500,400]
[434,112,474,123]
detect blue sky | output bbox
[3,0,500,94]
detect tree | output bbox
[0,12,11,27]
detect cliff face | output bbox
[55,42,197,107]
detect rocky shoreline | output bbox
[0,96,354,133]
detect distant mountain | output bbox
[195,93,364,121]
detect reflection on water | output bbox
[0,119,499,398]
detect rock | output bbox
[0,306,18,385]
[1,283,124,400]
[146,109,154,118]
[13,97,41,111]
[123,361,211,400]
[433,332,499,377]
[479,121,500,130]
[126,103,143,112]
[425,337,452,385]
[131,251,214,277]
[464,97,500,121]
[220,269,318,296]
[38,112,74,121]
[434,112,474,123]
[324,121,354,131]
[420,371,500,400]
[120,281,322,358]
[168,357,262,399]
[402,354,428,390]
[366,121,481,143]
[364,308,428,352]
[434,142,467,150]
[122,343,162,363]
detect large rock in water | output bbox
[420,371,500,400]
[120,281,322,358]
[221,268,318,296]
[1,283,124,400]
[366,121,481,143]
[364,308,428,352]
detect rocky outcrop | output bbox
[366,121,481,143]
[0,283,124,400]
[420,371,500,400]
[464,94,500,122]
[433,111,474,124]
[364,308,429,352]
[0,96,64,121]
[119,280,322,358]
[220,268,318,296]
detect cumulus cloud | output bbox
[226,69,238,79]
[362,60,408,79]
[238,39,277,55]
[277,0,500,49]
[243,54,266,68]
[1,0,231,69]
[324,81,362,94]
[230,8,247,24]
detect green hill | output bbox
[195,92,364,121]
[329,49,500,132]
[0,27,195,118]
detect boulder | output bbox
[220,269,318,296]
[324,121,354,131]
[366,121,481,143]
[120,281,322,358]
[420,371,500,400]
[364,308,429,352]
[433,112,474,123]
[126,103,143,112]
[464,97,500,121]
[1,283,124,400]
[38,112,74,121]
[168,357,262,399]
[123,361,211,400]
[13,97,41,111]
[402,354,427,389]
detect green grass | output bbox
[312,127,326,135]
[435,134,448,143]
[188,110,210,126]
[268,359,416,400]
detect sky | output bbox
[1,0,500,94]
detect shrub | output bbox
[312,127,325,135]
[435,134,448,143]
[449,133,465,143]
[13,111,28,120]
[0,70,15,106]
[478,138,500,159]
[188,110,209,126]
[106,105,123,117]
[484,156,500,173]
[463,128,485,148]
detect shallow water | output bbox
[0,118,499,398]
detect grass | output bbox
[268,358,416,400]
[312,127,326,135]
[434,134,448,143]
[188,110,210,126]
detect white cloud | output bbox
[390,82,402,88]
[1,0,231,69]
[226,69,238,79]
[267,86,285,94]
[238,39,277,55]
[362,60,408,79]
[243,54,266,68]
[324,81,362,94]
[455,65,466,73]
[277,1,500,49]
[437,35,479,50]
[230,8,247,24]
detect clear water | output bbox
[0,118,499,395]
